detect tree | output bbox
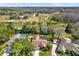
[0,22,15,44]
[72,31,79,40]
[47,34,54,41]
[39,42,52,56]
[10,38,34,56]
[57,50,66,56]
[50,15,64,23]
[65,23,73,34]
[65,23,79,40]
[57,50,79,56]
[40,42,52,52]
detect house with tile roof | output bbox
[53,38,79,54]
[32,35,48,49]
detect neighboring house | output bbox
[20,15,25,19]
[20,15,27,19]
[7,20,15,22]
[54,38,79,53]
[55,29,66,35]
[57,38,72,52]
[32,35,48,49]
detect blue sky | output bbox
[0,3,79,7]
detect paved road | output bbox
[33,49,40,56]
[2,34,22,56]
[52,44,57,56]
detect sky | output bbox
[0,0,79,3]
[0,3,79,7]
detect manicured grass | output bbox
[61,34,72,38]
[0,50,3,56]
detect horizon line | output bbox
[0,3,79,7]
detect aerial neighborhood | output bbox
[0,7,79,56]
